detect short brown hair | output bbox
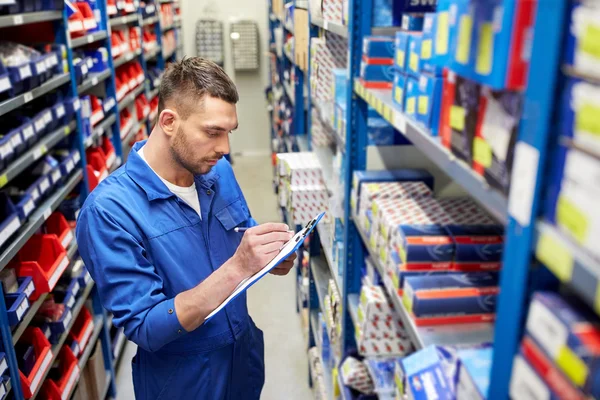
[158,57,239,119]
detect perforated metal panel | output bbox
[195,19,224,66]
[230,20,259,71]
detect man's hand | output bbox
[270,251,297,276]
[232,223,294,278]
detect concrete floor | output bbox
[115,155,312,399]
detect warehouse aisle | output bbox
[116,155,311,399]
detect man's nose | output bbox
[215,135,230,155]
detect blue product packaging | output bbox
[407,34,422,77]
[404,76,419,119]
[471,0,537,90]
[333,68,347,108]
[373,0,394,26]
[432,0,453,66]
[362,36,395,60]
[421,13,444,75]
[395,31,413,72]
[449,0,477,79]
[85,48,109,72]
[403,272,499,325]
[394,224,455,265]
[389,252,451,293]
[401,345,458,400]
[456,346,492,400]
[563,3,600,81]
[393,70,407,110]
[402,14,424,31]
[367,117,395,145]
[559,78,600,156]
[525,291,600,398]
[416,73,443,135]
[365,358,397,397]
[360,62,395,83]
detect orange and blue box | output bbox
[445,225,504,271]
[526,292,600,398]
[359,62,395,89]
[362,36,395,64]
[388,251,451,295]
[470,0,538,91]
[393,224,456,269]
[402,272,499,326]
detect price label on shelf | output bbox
[536,231,573,283]
[33,145,47,160]
[23,92,33,104]
[394,112,407,133]
[13,15,23,25]
[92,76,99,86]
[87,34,94,43]
[43,208,52,221]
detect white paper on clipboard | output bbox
[205,211,326,322]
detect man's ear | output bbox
[158,109,179,137]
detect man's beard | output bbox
[170,127,220,175]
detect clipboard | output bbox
[205,211,326,322]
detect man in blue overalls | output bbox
[76,57,296,399]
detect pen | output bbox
[233,227,249,233]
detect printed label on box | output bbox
[62,366,80,400]
[16,296,29,320]
[0,217,20,247]
[30,350,53,394]
[49,256,70,290]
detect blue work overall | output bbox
[76,141,265,399]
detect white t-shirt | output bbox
[138,146,202,218]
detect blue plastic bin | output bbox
[10,192,35,221]
[0,193,21,248]
[48,306,73,344]
[16,276,35,299]
[5,292,29,326]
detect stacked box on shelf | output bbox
[543,79,600,261]
[510,292,600,399]
[360,36,394,89]
[312,33,347,120]
[356,284,411,357]
[276,152,328,225]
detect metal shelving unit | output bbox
[270,0,571,398]
[0,2,183,399]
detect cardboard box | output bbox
[564,3,600,81]
[525,292,600,397]
[448,0,478,80]
[401,345,458,400]
[395,31,413,72]
[356,329,412,357]
[393,70,407,110]
[83,340,108,400]
[416,73,444,136]
[367,117,395,145]
[471,0,537,90]
[407,34,422,78]
[404,76,419,119]
[472,87,522,195]
[388,252,452,294]
[439,70,482,162]
[403,272,499,326]
[456,347,492,400]
[350,169,434,215]
[521,335,589,400]
[510,354,561,400]
[360,62,395,83]
[421,13,444,76]
[559,79,600,157]
[362,36,395,61]
[341,357,374,394]
[402,14,424,31]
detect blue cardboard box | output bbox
[394,224,455,265]
[525,292,600,398]
[333,68,347,108]
[448,0,477,79]
[393,70,407,110]
[404,76,419,119]
[421,13,444,75]
[367,117,396,145]
[395,31,412,72]
[360,62,395,83]
[363,36,395,60]
[407,34,422,77]
[401,345,458,400]
[388,250,451,292]
[432,0,460,67]
[402,14,424,31]
[559,78,600,156]
[470,0,537,90]
[456,347,492,400]
[416,73,443,135]
[403,272,499,324]
[564,3,600,81]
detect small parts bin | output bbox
[41,346,80,400]
[19,327,53,399]
[13,235,69,300]
[45,212,74,250]
[68,307,94,357]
